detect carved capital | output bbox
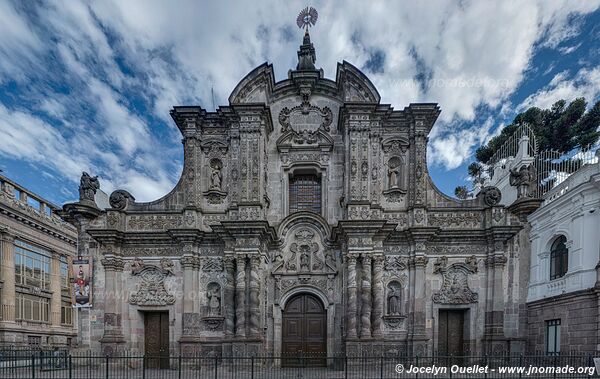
[180,255,197,270]
[101,257,125,271]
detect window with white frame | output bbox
[549,235,568,280]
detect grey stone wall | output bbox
[527,290,598,353]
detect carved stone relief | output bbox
[129,259,176,306]
[432,256,479,304]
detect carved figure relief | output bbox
[209,159,223,190]
[203,158,227,204]
[278,228,329,273]
[387,157,402,189]
[432,256,478,304]
[207,282,222,316]
[387,281,402,315]
[129,262,175,306]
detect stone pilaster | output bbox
[235,255,246,338]
[248,254,261,337]
[0,230,15,323]
[484,240,508,351]
[223,255,236,337]
[409,252,428,349]
[346,253,358,339]
[100,255,125,344]
[181,255,195,314]
[360,254,372,338]
[50,251,62,327]
[371,255,384,338]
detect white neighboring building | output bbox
[481,127,600,353]
[526,153,600,353]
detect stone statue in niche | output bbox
[207,282,221,316]
[387,157,402,189]
[79,172,100,202]
[387,281,402,315]
[209,159,223,190]
[300,249,310,271]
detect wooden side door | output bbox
[438,310,465,362]
[145,312,170,369]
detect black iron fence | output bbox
[0,351,598,379]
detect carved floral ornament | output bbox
[432,256,479,304]
[129,258,176,306]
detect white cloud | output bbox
[520,66,600,110]
[0,0,599,201]
[429,117,496,170]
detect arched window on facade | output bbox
[549,235,568,280]
[289,173,321,214]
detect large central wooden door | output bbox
[438,310,465,356]
[144,312,169,369]
[282,293,326,366]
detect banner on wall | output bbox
[71,256,92,307]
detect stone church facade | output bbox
[62,31,529,359]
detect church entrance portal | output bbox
[282,293,326,366]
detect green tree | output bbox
[476,98,600,164]
[454,185,469,200]
[572,100,600,148]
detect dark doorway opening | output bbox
[144,312,170,369]
[438,309,466,363]
[282,293,326,367]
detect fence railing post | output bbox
[251,356,255,379]
[142,355,146,379]
[31,354,35,379]
[416,355,419,379]
[178,355,182,379]
[380,355,384,379]
[519,354,523,379]
[105,355,109,379]
[344,355,348,379]
[214,355,218,379]
[69,354,72,379]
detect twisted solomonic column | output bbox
[223,255,236,337]
[248,254,261,337]
[360,254,372,338]
[235,255,247,338]
[346,253,358,339]
[371,255,385,338]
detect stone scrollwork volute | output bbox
[480,186,502,207]
[432,256,479,304]
[129,259,176,306]
[109,190,135,210]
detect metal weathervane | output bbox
[296,6,318,31]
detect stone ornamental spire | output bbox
[295,6,318,70]
[297,30,317,70]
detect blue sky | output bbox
[0,1,599,206]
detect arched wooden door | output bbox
[282,293,326,365]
